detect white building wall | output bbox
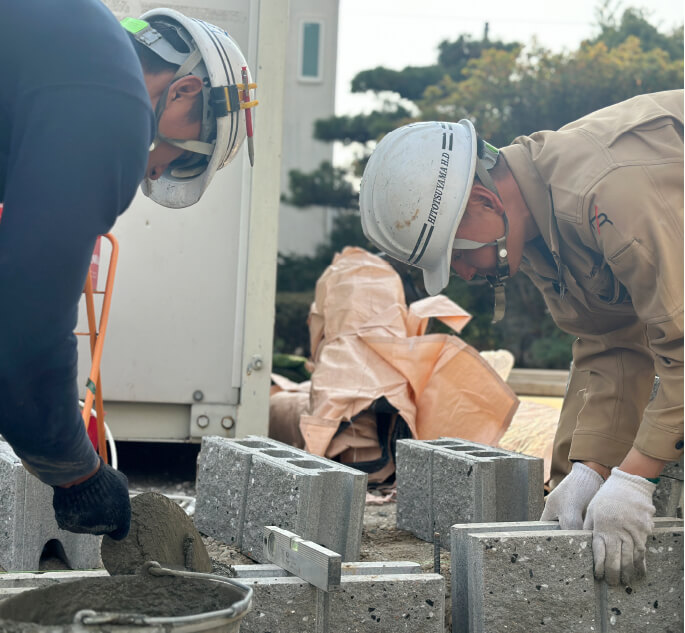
[278,0,340,256]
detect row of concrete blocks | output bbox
[0,562,445,633]
[1,432,681,573]
[194,435,547,558]
[451,517,684,633]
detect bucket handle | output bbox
[73,561,253,630]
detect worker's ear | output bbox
[167,75,203,103]
[468,183,504,215]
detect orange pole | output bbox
[80,234,119,464]
[81,272,98,432]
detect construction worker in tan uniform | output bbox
[358,90,684,586]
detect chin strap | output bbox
[454,155,511,323]
[485,212,511,323]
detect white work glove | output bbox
[583,467,656,586]
[540,461,604,528]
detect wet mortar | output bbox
[0,574,243,625]
[101,491,212,575]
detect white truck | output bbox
[77,0,289,443]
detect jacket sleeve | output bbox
[569,151,683,465]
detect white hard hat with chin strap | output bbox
[121,11,257,208]
[360,120,511,322]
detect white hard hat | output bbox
[360,121,478,295]
[122,10,256,208]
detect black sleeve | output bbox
[0,85,153,485]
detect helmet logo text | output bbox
[427,152,450,226]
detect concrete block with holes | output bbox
[396,438,544,546]
[451,518,683,633]
[0,440,101,572]
[194,436,367,563]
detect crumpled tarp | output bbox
[295,247,519,459]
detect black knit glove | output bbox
[52,458,131,540]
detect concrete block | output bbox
[328,573,444,633]
[195,436,367,563]
[241,576,318,633]
[604,526,683,632]
[654,457,684,518]
[662,457,683,481]
[654,476,684,518]
[468,529,597,633]
[0,440,101,572]
[0,570,107,601]
[451,521,560,633]
[397,438,544,546]
[232,561,422,579]
[451,518,683,633]
[340,561,421,576]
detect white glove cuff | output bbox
[610,467,657,495]
[570,461,605,488]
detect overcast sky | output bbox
[335,0,684,115]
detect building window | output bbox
[299,21,323,82]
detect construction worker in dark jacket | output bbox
[359,90,683,586]
[0,0,254,539]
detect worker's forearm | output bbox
[581,460,611,480]
[618,447,667,479]
[581,449,666,481]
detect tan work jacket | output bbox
[501,90,684,480]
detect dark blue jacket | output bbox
[0,0,155,484]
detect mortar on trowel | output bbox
[0,493,253,632]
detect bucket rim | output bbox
[72,561,253,629]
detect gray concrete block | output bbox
[662,457,683,481]
[654,457,684,519]
[451,521,560,633]
[195,436,367,563]
[340,561,421,576]
[654,476,684,518]
[0,440,101,572]
[0,570,107,601]
[397,438,544,546]
[604,526,683,632]
[328,573,444,633]
[451,518,683,633]
[468,529,596,633]
[232,561,422,579]
[241,576,318,633]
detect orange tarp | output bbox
[297,248,520,458]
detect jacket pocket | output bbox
[584,260,628,305]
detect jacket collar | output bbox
[500,144,563,278]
